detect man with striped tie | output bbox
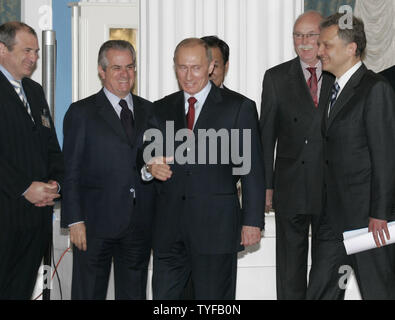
[307,13,395,300]
[0,22,63,299]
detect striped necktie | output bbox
[9,79,34,122]
[328,82,340,117]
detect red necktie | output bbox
[307,67,318,107]
[186,97,197,130]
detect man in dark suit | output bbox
[62,40,154,300]
[380,65,395,91]
[143,38,264,299]
[0,22,63,299]
[307,13,395,300]
[201,35,229,89]
[260,11,334,299]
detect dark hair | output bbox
[0,21,37,50]
[320,13,366,57]
[98,40,136,71]
[173,38,212,63]
[201,35,230,65]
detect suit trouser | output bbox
[0,224,51,300]
[152,238,238,300]
[306,213,395,300]
[275,212,320,300]
[71,223,151,300]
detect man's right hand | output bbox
[265,189,274,213]
[148,156,174,181]
[70,223,87,251]
[24,181,60,206]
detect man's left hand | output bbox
[241,226,261,247]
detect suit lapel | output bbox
[0,72,36,124]
[96,89,129,145]
[22,79,43,125]
[131,94,146,147]
[289,58,317,115]
[172,91,187,133]
[320,72,335,129]
[318,72,334,110]
[327,64,367,129]
[193,84,221,133]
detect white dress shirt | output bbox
[142,81,212,181]
[300,59,323,102]
[103,87,134,118]
[335,61,363,97]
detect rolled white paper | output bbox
[343,221,395,255]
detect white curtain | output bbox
[140,0,304,113]
[354,0,395,72]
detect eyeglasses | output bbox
[293,33,320,39]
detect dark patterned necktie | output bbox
[186,97,197,130]
[119,99,134,142]
[307,67,318,107]
[328,82,340,117]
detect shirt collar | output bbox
[336,61,363,90]
[103,87,134,111]
[0,64,19,83]
[300,59,322,79]
[183,81,212,107]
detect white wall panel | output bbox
[140,0,303,108]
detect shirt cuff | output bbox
[141,166,154,182]
[68,221,84,227]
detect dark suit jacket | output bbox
[0,70,64,230]
[148,83,265,255]
[380,65,395,92]
[260,57,334,215]
[61,89,155,239]
[322,64,395,237]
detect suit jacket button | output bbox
[301,161,305,165]
[182,195,186,200]
[325,160,329,165]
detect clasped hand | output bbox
[24,180,60,207]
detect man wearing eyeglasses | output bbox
[62,40,155,299]
[260,11,334,299]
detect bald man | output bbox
[145,38,265,299]
[260,11,334,299]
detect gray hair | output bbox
[0,21,37,51]
[98,40,136,70]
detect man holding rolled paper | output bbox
[306,13,395,300]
